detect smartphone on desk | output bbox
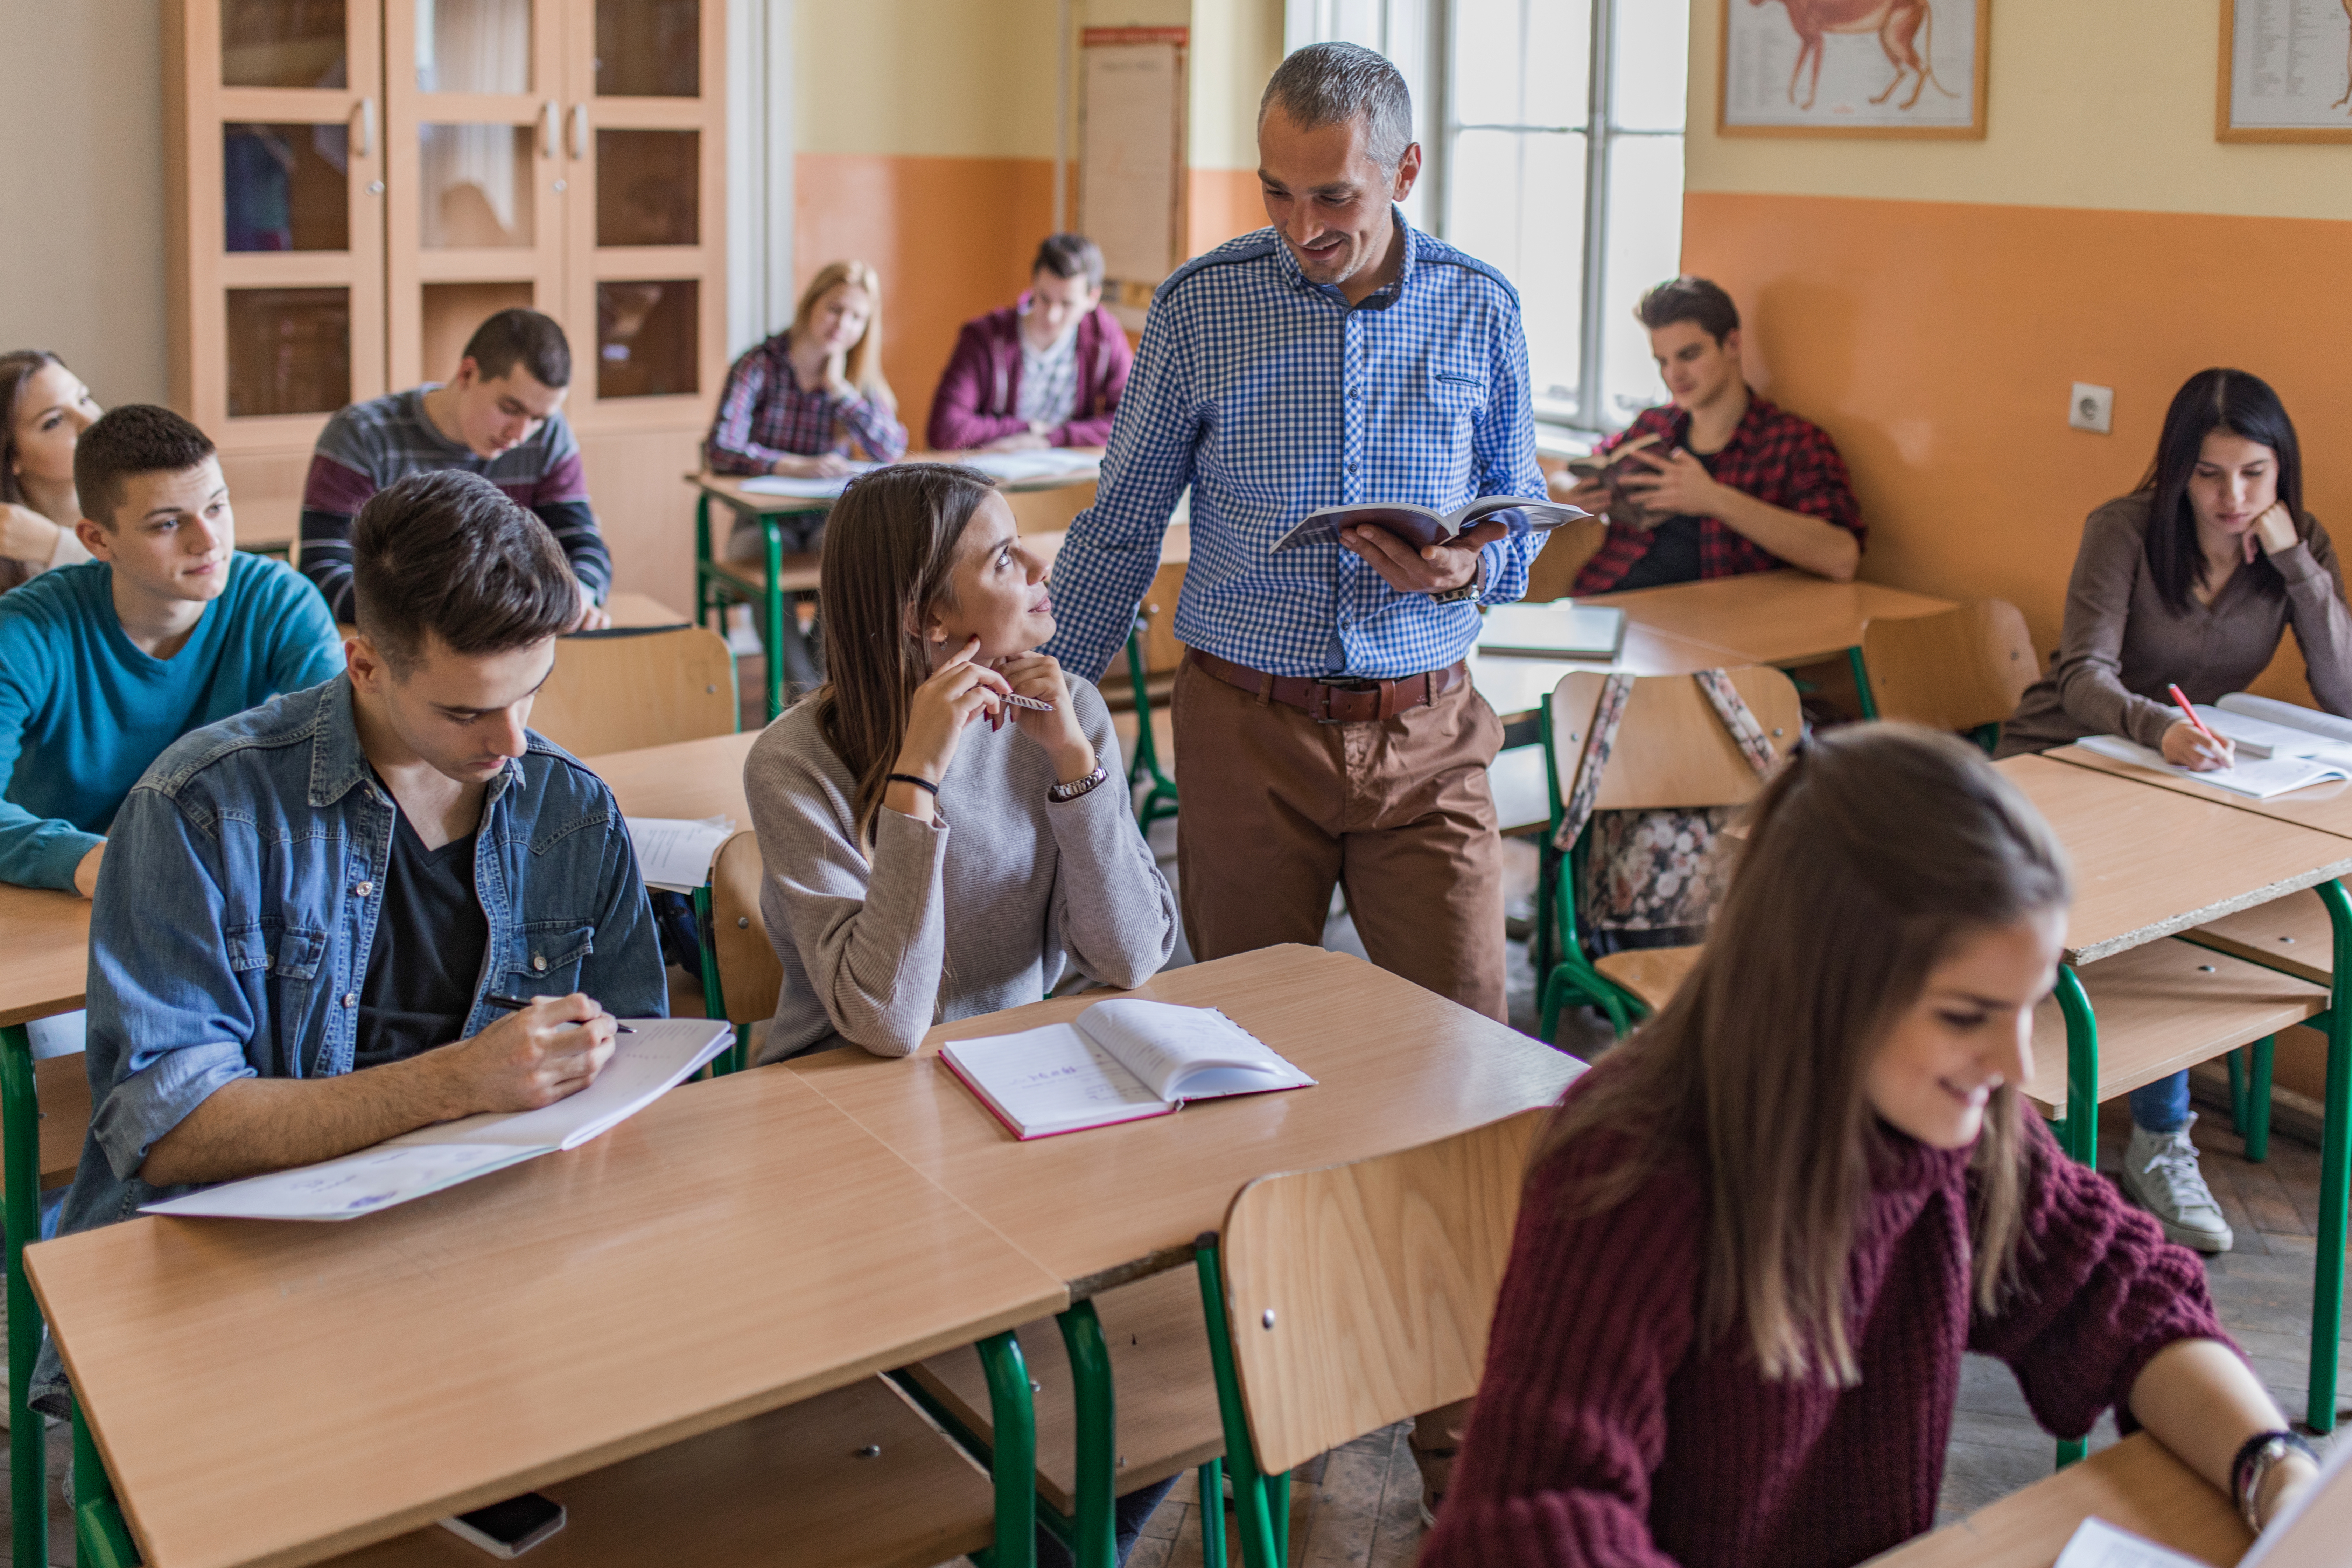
[437,1493,566,1558]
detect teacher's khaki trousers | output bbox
[1170,657,1508,1022]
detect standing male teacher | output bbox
[1044,41,1546,1023]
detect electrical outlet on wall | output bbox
[2069,383,2114,434]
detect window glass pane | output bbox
[416,0,532,94]
[1522,0,1593,128]
[596,130,699,246]
[595,0,701,97]
[1450,0,1527,124]
[226,287,350,416]
[224,124,349,252]
[1598,134,1686,426]
[222,0,346,89]
[598,280,698,397]
[1447,127,1585,408]
[1610,0,1688,132]
[419,124,537,247]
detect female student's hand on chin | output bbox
[993,651,1098,782]
[886,636,1011,823]
[2161,720,2234,772]
[2248,500,2299,561]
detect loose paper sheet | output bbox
[2051,1518,2214,1568]
[625,816,733,894]
[142,1144,544,1222]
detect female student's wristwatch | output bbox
[1431,557,1485,604]
[2233,1429,2318,1531]
[1047,765,1110,804]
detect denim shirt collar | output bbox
[303,671,517,812]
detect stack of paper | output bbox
[626,816,734,893]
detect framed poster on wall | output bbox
[1080,26,1189,336]
[2219,0,2352,141]
[1718,0,1989,139]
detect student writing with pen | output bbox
[1998,367,2352,1256]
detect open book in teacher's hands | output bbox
[139,1017,735,1221]
[1270,496,1589,555]
[941,998,1316,1141]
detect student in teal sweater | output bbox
[0,406,344,896]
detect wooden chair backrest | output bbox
[709,829,783,1029]
[1859,600,2037,732]
[1549,666,1801,813]
[530,626,738,757]
[1216,1108,1548,1477]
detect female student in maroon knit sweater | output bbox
[1421,726,2318,1567]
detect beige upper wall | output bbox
[1189,0,1284,171]
[0,0,170,405]
[1686,0,2352,220]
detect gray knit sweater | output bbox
[744,676,1177,1061]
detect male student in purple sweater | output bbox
[926,234,1133,453]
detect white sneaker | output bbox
[724,623,766,659]
[2118,1115,2233,1253]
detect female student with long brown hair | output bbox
[1422,725,2317,1567]
[1999,368,2352,1256]
[0,350,103,589]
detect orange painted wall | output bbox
[1188,166,1266,258]
[1681,190,2352,699]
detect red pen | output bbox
[2166,684,2225,753]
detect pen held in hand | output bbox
[483,993,635,1033]
[998,691,1055,713]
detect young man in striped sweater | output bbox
[298,308,613,630]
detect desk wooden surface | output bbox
[1466,625,1755,726]
[30,1068,1067,1568]
[1868,1433,2247,1566]
[689,452,1105,515]
[601,591,691,628]
[2050,743,2352,844]
[1994,755,2352,964]
[1590,571,1953,667]
[786,945,1582,1296]
[0,882,90,1029]
[582,730,760,828]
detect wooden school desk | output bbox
[786,943,1582,1566]
[30,1068,1069,1568]
[582,729,759,828]
[600,591,692,628]
[0,881,94,1566]
[1994,754,2352,1432]
[1870,1432,2249,1567]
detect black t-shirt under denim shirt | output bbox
[354,806,490,1071]
[1606,449,1720,593]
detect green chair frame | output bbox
[1527,694,1647,1043]
[1191,1239,1294,1568]
[693,492,824,722]
[1,1021,48,1567]
[1123,622,1178,839]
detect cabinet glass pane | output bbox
[415,0,532,93]
[596,130,698,246]
[598,280,696,398]
[222,0,347,89]
[419,124,537,247]
[595,0,699,97]
[224,125,350,252]
[226,287,351,417]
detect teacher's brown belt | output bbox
[1186,649,1468,724]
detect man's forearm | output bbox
[1710,486,1860,581]
[139,1055,462,1186]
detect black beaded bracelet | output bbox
[2232,1429,2317,1531]
[886,773,940,798]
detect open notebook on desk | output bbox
[141,1017,734,1221]
[942,998,1315,1141]
[2074,735,2350,799]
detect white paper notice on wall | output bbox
[1080,27,1187,335]
[2226,0,2352,133]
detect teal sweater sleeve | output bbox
[0,600,94,890]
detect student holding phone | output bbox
[1422,725,2319,1567]
[1998,367,2352,1251]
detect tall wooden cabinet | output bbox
[165,0,727,607]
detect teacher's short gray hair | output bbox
[1260,42,1413,174]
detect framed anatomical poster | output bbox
[1718,0,1989,138]
[2220,0,2352,141]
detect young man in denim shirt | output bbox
[34,470,663,1412]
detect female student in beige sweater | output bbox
[2000,366,2352,1258]
[742,462,1176,1065]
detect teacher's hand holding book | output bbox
[1340,517,1509,594]
[447,993,619,1113]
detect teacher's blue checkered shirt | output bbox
[1042,214,1548,684]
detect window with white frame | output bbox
[1285,0,1687,433]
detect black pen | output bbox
[484,993,635,1034]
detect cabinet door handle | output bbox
[352,96,375,159]
[569,103,588,160]
[541,100,559,158]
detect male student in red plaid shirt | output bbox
[1567,277,1862,594]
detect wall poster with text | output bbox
[2221,0,2352,141]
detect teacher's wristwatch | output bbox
[1431,556,1486,604]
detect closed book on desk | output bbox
[941,998,1315,1141]
[1477,603,1627,662]
[140,1018,735,1221]
[1271,496,1587,555]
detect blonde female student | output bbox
[1422,726,2317,1568]
[743,462,1176,1063]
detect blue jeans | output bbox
[2129,1070,2191,1134]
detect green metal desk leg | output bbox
[2245,1035,2274,1166]
[694,493,714,631]
[2053,966,2099,1468]
[2307,879,2352,1433]
[1196,1240,1283,1568]
[73,1402,140,1567]
[1198,1459,1227,1568]
[763,519,788,722]
[2,1022,46,1568]
[1056,1301,1117,1568]
[977,1330,1040,1568]
[1846,647,1879,721]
